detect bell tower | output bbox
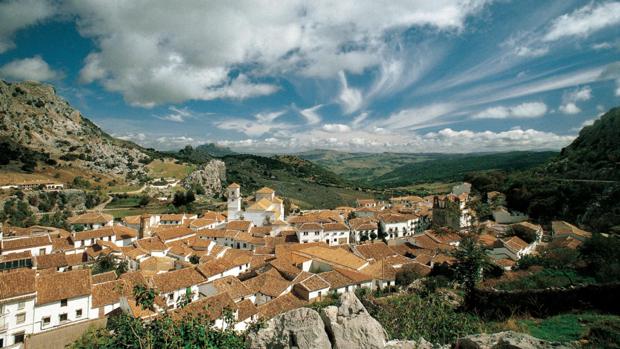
[227,183,241,220]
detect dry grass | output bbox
[146,159,195,179]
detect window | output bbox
[59,313,68,322]
[168,293,174,301]
[60,299,68,307]
[16,313,25,324]
[42,316,51,325]
[14,332,25,344]
[76,309,82,318]
[17,301,25,310]
[39,248,46,255]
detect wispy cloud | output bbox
[473,102,547,119]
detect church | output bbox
[227,183,285,226]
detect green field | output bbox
[146,159,195,179]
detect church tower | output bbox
[227,183,241,220]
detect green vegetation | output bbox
[453,236,490,301]
[223,154,373,208]
[92,255,128,276]
[146,159,195,179]
[519,313,620,347]
[175,143,237,163]
[373,151,556,187]
[0,138,54,173]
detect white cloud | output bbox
[515,46,549,57]
[299,104,323,125]
[543,2,620,42]
[322,124,351,133]
[378,103,455,130]
[473,102,547,119]
[216,110,292,137]
[600,62,620,96]
[158,106,192,123]
[559,85,591,114]
[64,0,489,106]
[0,0,55,53]
[0,56,62,81]
[337,71,363,114]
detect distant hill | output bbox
[543,107,620,181]
[297,149,556,186]
[372,151,558,187]
[0,80,169,186]
[222,154,373,209]
[175,143,237,163]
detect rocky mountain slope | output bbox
[543,107,620,181]
[0,80,154,183]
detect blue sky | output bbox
[0,0,619,153]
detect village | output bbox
[0,180,594,348]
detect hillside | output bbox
[543,107,620,181]
[223,154,373,209]
[296,149,435,182]
[372,151,558,187]
[466,107,620,234]
[0,80,168,187]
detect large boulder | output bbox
[246,307,330,349]
[457,331,575,349]
[320,291,388,349]
[385,338,450,349]
[181,159,226,197]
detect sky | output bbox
[0,0,619,153]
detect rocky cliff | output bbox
[0,80,151,179]
[246,292,574,349]
[181,159,226,197]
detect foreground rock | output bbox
[246,307,330,349]
[457,331,575,349]
[320,291,388,349]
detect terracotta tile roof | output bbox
[120,271,147,288]
[552,221,592,239]
[1,235,52,252]
[354,242,397,261]
[0,251,32,263]
[211,276,254,300]
[160,214,187,221]
[432,253,457,265]
[226,220,253,231]
[35,269,91,304]
[248,198,274,211]
[140,256,175,274]
[494,258,516,268]
[296,274,330,292]
[257,293,307,319]
[380,213,416,223]
[151,267,206,293]
[410,234,452,251]
[201,211,226,221]
[68,212,113,225]
[92,271,117,284]
[549,236,583,250]
[426,231,462,244]
[293,246,368,271]
[256,187,275,194]
[269,258,304,280]
[478,234,498,248]
[122,215,142,225]
[298,223,323,231]
[237,299,258,321]
[502,236,529,252]
[51,236,74,251]
[170,293,237,322]
[65,252,88,266]
[189,218,217,229]
[320,267,373,289]
[92,279,131,308]
[196,260,228,278]
[35,253,68,269]
[323,222,349,231]
[73,227,115,241]
[124,247,148,259]
[0,268,36,300]
[351,222,378,231]
[243,272,290,297]
[153,226,195,242]
[124,297,158,319]
[250,226,273,235]
[360,260,397,281]
[135,237,167,252]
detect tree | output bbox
[138,195,151,207]
[189,255,200,264]
[452,236,489,303]
[134,284,157,311]
[92,255,116,275]
[369,232,378,241]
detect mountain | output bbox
[372,151,558,187]
[543,107,620,181]
[223,154,373,209]
[196,143,237,157]
[0,80,162,186]
[175,143,237,163]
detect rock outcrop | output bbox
[457,331,575,349]
[181,159,226,197]
[246,292,569,349]
[246,307,330,349]
[321,291,388,349]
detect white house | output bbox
[151,267,206,309]
[0,269,37,349]
[33,270,97,333]
[0,235,53,256]
[68,212,114,231]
